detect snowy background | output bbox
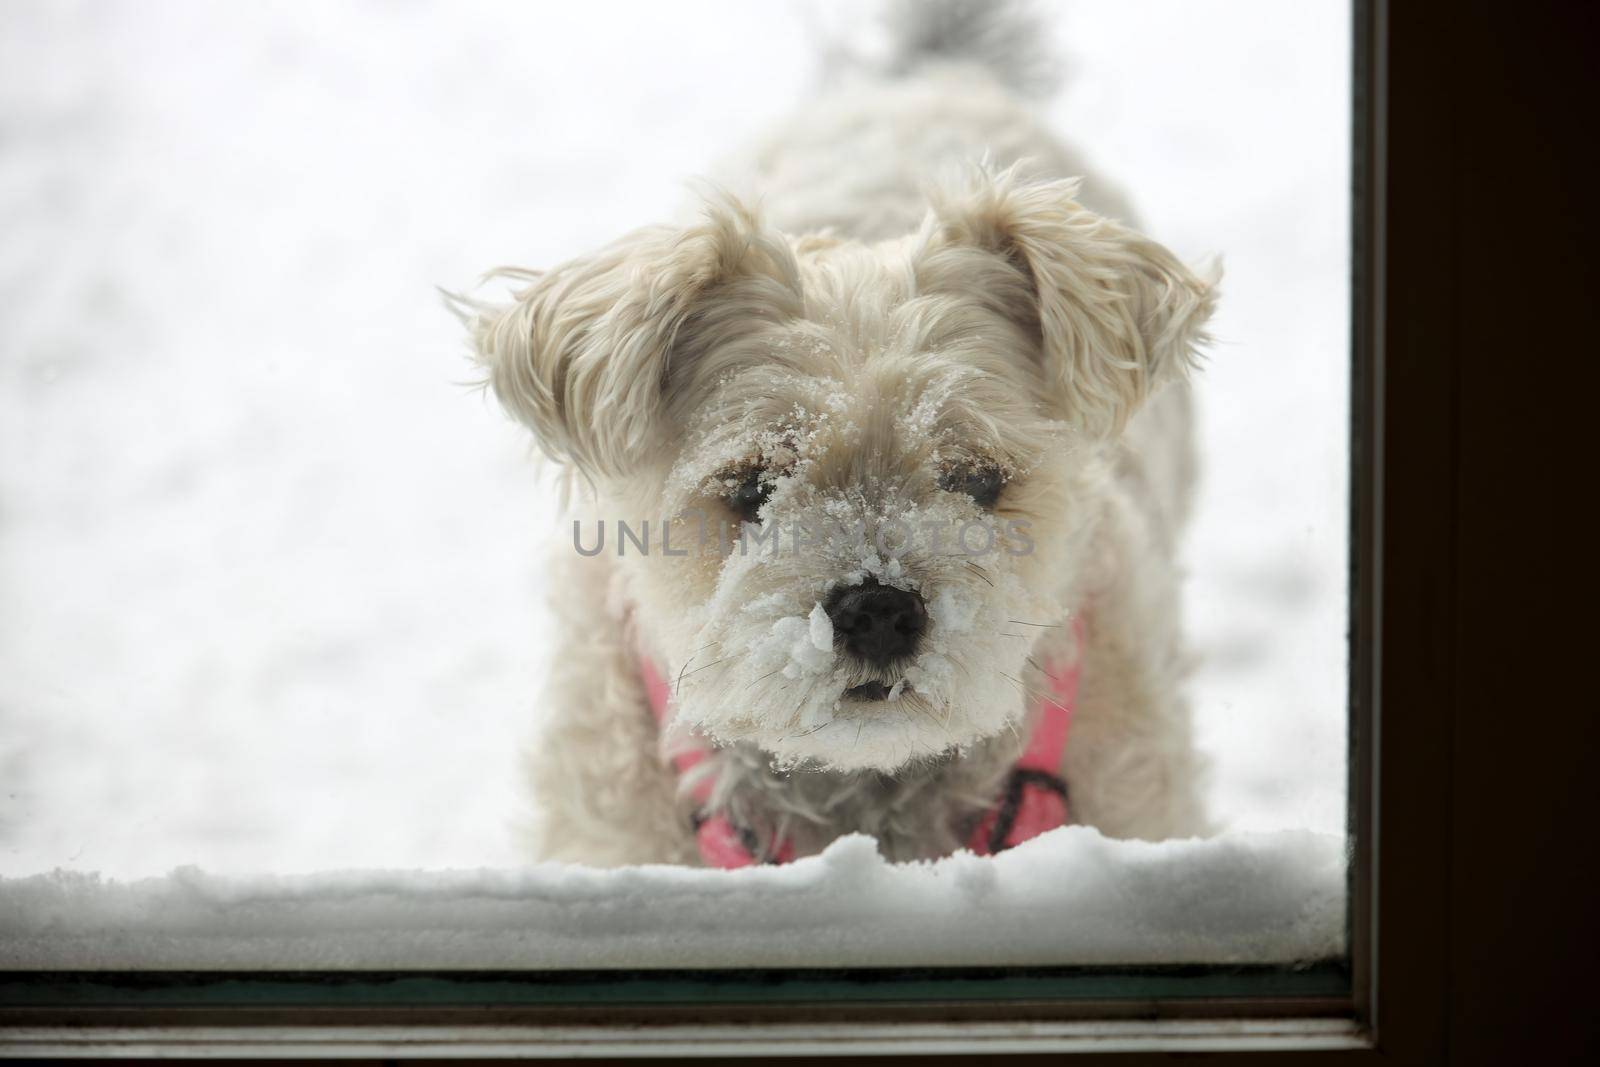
[0,0,1349,901]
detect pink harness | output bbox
[639,619,1083,867]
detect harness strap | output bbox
[639,617,1083,866]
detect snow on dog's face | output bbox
[466,166,1215,772]
[638,363,1075,772]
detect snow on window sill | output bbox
[0,826,1344,970]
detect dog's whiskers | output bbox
[1001,712,1024,746]
[744,669,781,691]
[676,655,734,683]
[673,653,698,695]
[670,641,724,687]
[911,693,956,738]
[997,670,1068,715]
[896,694,939,728]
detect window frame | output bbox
[0,0,1469,1057]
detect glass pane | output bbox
[0,0,1349,983]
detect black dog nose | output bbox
[825,577,928,667]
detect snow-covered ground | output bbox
[0,0,1349,963]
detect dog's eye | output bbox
[726,467,773,523]
[940,464,1006,510]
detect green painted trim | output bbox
[1,960,1349,1007]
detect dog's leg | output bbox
[516,551,697,867]
[1053,490,1214,841]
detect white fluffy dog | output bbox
[460,3,1218,867]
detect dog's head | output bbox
[466,166,1215,773]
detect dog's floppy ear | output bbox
[923,167,1218,437]
[461,191,801,479]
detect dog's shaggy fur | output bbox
[461,3,1219,867]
